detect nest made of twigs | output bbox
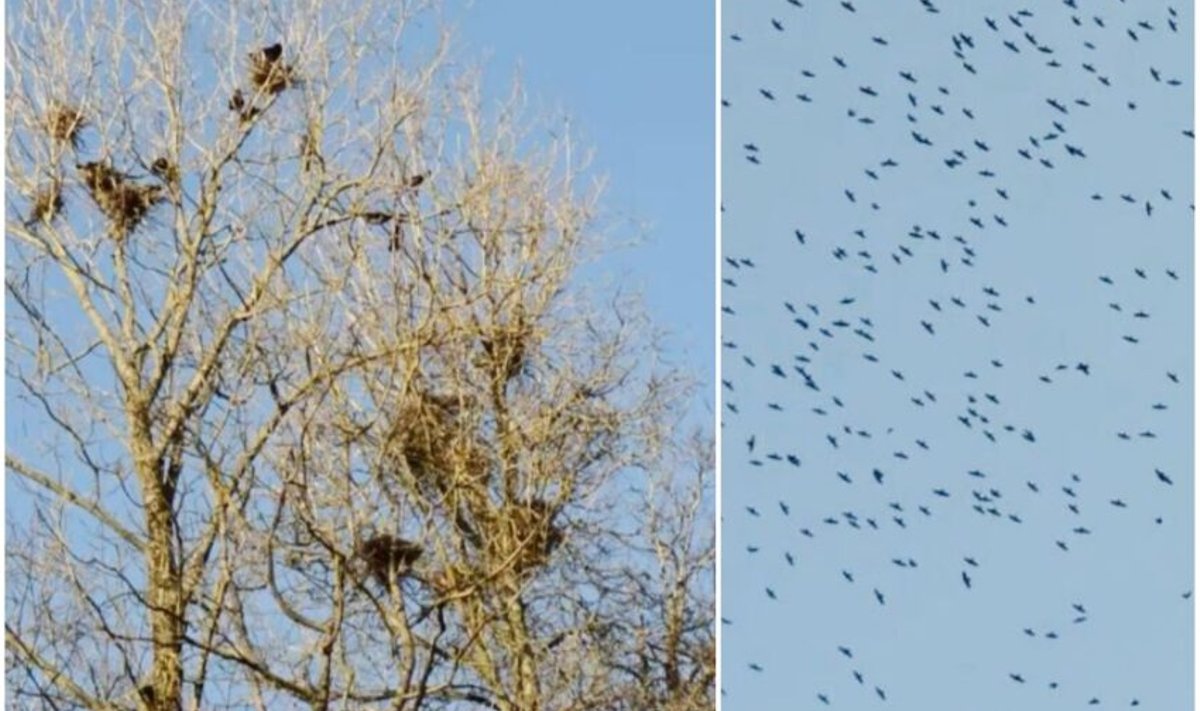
[485,498,564,575]
[44,102,86,148]
[384,390,490,495]
[77,161,163,238]
[476,322,531,383]
[27,181,64,226]
[248,43,298,95]
[357,534,423,586]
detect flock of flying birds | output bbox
[721,0,1192,708]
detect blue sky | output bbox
[455,0,716,401]
[721,1,1192,709]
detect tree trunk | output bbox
[144,480,184,711]
[504,597,540,711]
[145,494,182,711]
[132,401,185,711]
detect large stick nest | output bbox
[356,534,423,586]
[76,161,163,239]
[482,498,564,576]
[382,389,491,498]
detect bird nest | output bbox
[44,102,86,148]
[77,161,163,238]
[484,499,564,575]
[476,322,530,383]
[356,534,423,586]
[383,390,490,497]
[248,43,298,95]
[28,182,64,226]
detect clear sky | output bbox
[722,1,1192,709]
[454,0,716,403]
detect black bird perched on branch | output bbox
[150,157,179,185]
[248,42,298,95]
[261,42,283,62]
[228,89,260,122]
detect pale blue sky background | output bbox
[722,1,1192,709]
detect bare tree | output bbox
[5,1,714,709]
